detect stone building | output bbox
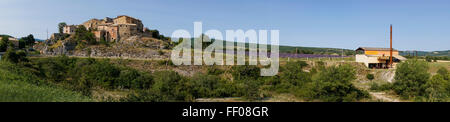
[355,47,407,68]
[63,25,77,34]
[74,15,146,42]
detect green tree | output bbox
[312,64,369,102]
[0,36,9,52]
[232,65,260,80]
[278,61,311,92]
[20,34,35,46]
[18,39,26,49]
[152,71,181,95]
[149,30,160,39]
[425,74,449,101]
[437,67,449,81]
[58,22,67,34]
[425,56,433,62]
[74,25,96,45]
[25,34,35,45]
[1,49,28,63]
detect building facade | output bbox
[63,25,77,34]
[355,47,407,68]
[64,15,147,42]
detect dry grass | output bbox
[428,62,450,74]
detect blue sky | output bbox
[1,0,449,51]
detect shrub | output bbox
[232,65,260,80]
[157,59,174,66]
[437,67,449,81]
[277,61,311,92]
[74,25,96,45]
[152,71,182,94]
[158,50,165,55]
[366,74,375,80]
[392,60,430,99]
[1,49,28,63]
[310,64,369,102]
[206,66,224,75]
[424,74,449,101]
[190,73,222,98]
[121,90,169,102]
[0,36,9,52]
[370,82,392,91]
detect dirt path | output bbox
[369,92,401,102]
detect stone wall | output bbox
[82,19,103,30]
[114,16,144,33]
[63,25,76,34]
[117,24,139,40]
[72,15,147,42]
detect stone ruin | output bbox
[63,15,153,42]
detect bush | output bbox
[366,74,375,80]
[121,89,169,102]
[277,61,311,92]
[157,59,174,66]
[74,25,96,45]
[0,36,9,52]
[232,65,260,80]
[20,34,35,46]
[424,74,449,101]
[1,49,28,63]
[152,71,181,95]
[310,64,369,102]
[392,60,430,99]
[158,50,165,55]
[206,66,224,75]
[437,67,449,81]
[28,56,156,96]
[191,73,223,98]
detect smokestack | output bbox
[390,25,393,67]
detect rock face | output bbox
[41,41,76,55]
[39,36,169,59]
[70,45,166,59]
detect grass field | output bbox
[0,61,93,102]
[428,62,450,74]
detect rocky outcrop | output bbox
[38,35,169,59]
[70,45,167,59]
[41,41,76,55]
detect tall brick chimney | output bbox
[390,24,393,67]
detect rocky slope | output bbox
[34,35,171,59]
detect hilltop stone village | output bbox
[36,15,172,59]
[63,15,152,42]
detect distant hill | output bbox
[185,37,356,56]
[35,39,45,42]
[400,50,450,57]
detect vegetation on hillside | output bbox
[0,61,92,102]
[370,60,450,101]
[0,55,372,102]
[0,35,9,52]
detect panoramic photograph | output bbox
[0,0,449,120]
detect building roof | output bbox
[116,15,141,21]
[394,55,407,61]
[365,54,407,61]
[356,47,398,51]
